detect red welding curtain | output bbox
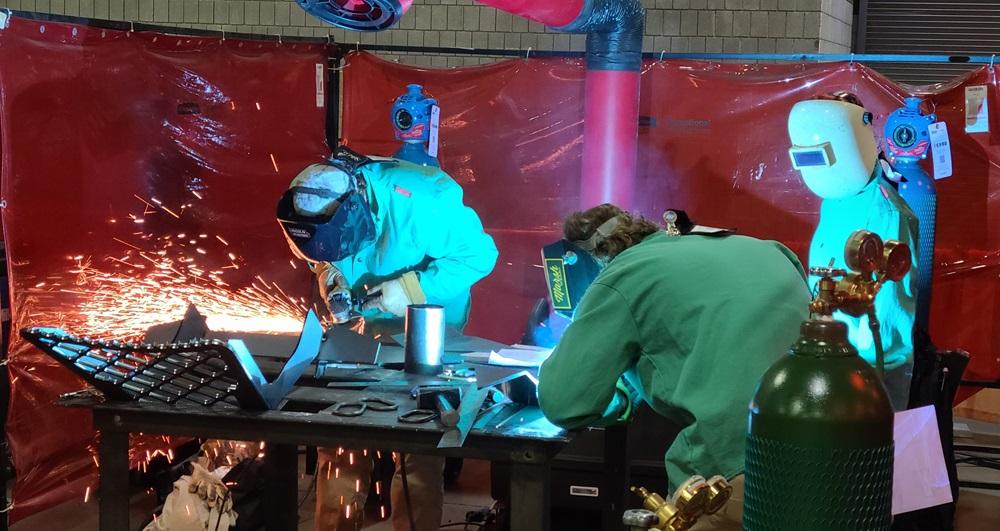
[0,17,328,520]
[341,51,1000,391]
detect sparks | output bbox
[83,486,91,503]
[269,153,280,174]
[29,252,306,336]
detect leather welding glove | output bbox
[187,462,234,514]
[362,271,426,317]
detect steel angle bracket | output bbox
[229,310,323,409]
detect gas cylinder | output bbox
[743,318,893,531]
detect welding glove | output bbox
[188,462,234,513]
[144,463,236,531]
[362,271,426,317]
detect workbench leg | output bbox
[263,443,299,531]
[510,462,551,531]
[97,428,130,531]
[602,425,630,530]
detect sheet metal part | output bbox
[437,386,492,449]
[21,310,325,410]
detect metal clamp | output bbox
[398,408,438,424]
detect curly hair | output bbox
[563,203,661,261]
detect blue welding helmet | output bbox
[277,148,377,263]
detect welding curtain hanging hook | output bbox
[129,21,134,33]
[525,47,531,59]
[660,50,667,61]
[220,29,225,42]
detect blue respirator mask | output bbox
[276,147,377,263]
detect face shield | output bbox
[787,98,878,200]
[276,155,377,263]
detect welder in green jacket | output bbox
[538,204,811,531]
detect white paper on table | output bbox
[892,406,953,515]
[487,347,553,367]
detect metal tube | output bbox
[581,69,640,208]
[404,304,445,376]
[476,0,585,28]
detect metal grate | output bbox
[861,0,1000,85]
[21,310,323,410]
[22,328,264,409]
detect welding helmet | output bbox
[277,148,377,263]
[787,93,878,199]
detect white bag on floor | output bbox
[143,463,237,531]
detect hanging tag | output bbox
[964,85,989,133]
[315,63,325,108]
[428,105,441,158]
[927,122,953,180]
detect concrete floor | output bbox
[10,417,1000,530]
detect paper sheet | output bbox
[892,406,953,515]
[486,346,553,367]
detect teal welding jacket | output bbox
[538,232,811,490]
[807,164,918,373]
[323,159,498,332]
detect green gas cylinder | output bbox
[743,319,893,531]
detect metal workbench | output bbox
[88,381,572,531]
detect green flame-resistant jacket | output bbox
[315,159,498,331]
[538,232,811,489]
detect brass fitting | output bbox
[630,475,733,531]
[808,230,911,319]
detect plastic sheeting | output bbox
[341,52,1000,395]
[0,17,328,520]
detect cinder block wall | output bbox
[0,0,854,65]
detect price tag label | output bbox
[428,105,441,158]
[315,63,325,108]
[964,85,989,133]
[928,122,952,180]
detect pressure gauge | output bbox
[881,241,912,282]
[844,230,884,275]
